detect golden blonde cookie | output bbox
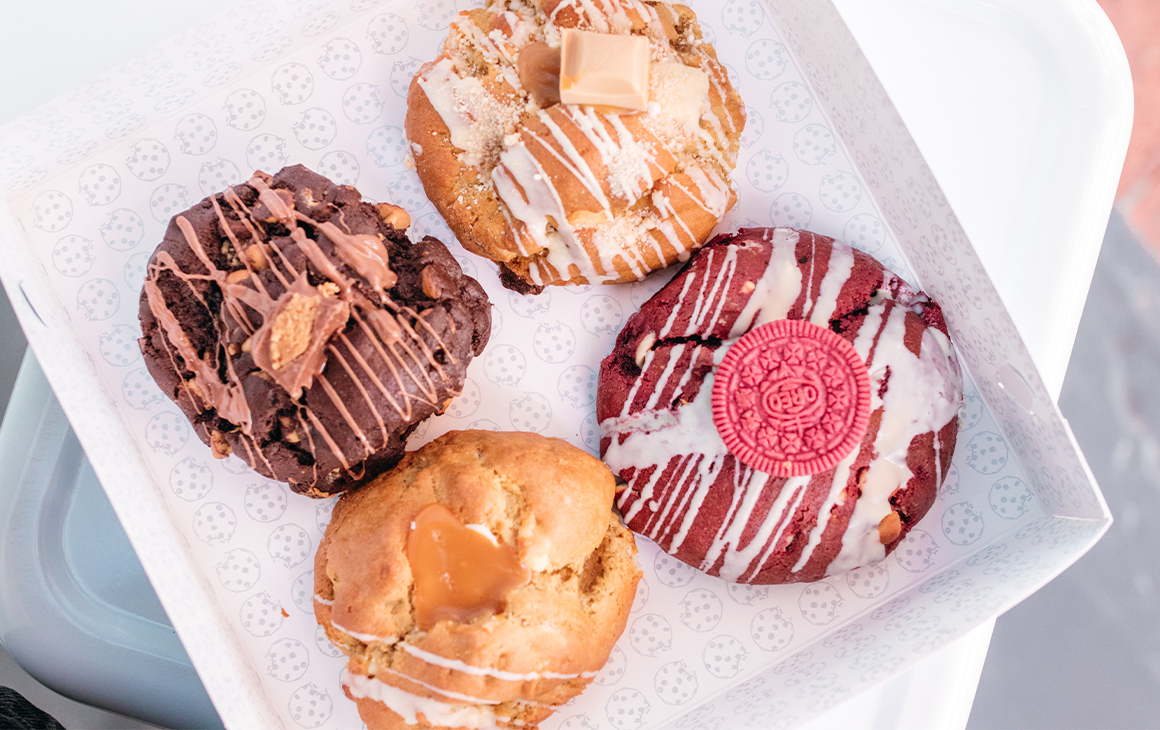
[315,430,641,729]
[406,0,745,292]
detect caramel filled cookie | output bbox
[138,164,491,496]
[315,430,641,729]
[406,0,745,293]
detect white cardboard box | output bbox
[0,0,1123,727]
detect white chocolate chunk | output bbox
[560,29,650,111]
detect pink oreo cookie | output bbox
[597,227,963,584]
[712,320,871,478]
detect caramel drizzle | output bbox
[143,174,457,486]
[297,411,321,486]
[327,342,391,444]
[144,247,253,430]
[143,250,277,475]
[340,329,421,424]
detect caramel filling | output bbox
[406,503,530,631]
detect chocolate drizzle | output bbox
[317,219,399,294]
[138,165,491,496]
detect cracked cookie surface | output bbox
[314,430,641,729]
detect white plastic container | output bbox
[0,0,1131,728]
[0,352,221,729]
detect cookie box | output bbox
[0,0,1128,727]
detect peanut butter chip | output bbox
[244,244,268,271]
[878,511,902,545]
[269,293,320,370]
[518,42,562,108]
[209,430,231,459]
[406,503,530,631]
[420,265,450,299]
[374,202,411,230]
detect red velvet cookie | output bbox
[597,227,963,584]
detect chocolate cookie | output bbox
[406,0,745,293]
[598,228,962,584]
[314,430,641,730]
[138,164,491,496]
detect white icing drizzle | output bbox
[534,111,613,212]
[699,58,735,154]
[555,0,634,33]
[589,215,658,280]
[645,347,726,551]
[465,523,499,546]
[452,15,524,90]
[375,666,504,706]
[650,190,696,246]
[740,477,810,582]
[313,594,334,606]
[492,106,666,282]
[331,620,400,646]
[710,469,809,580]
[413,0,742,285]
[491,141,561,260]
[828,303,962,575]
[807,242,854,326]
[602,229,963,581]
[344,670,506,730]
[674,165,731,217]
[400,643,598,681]
[731,228,803,335]
[417,58,520,170]
[602,113,657,203]
[789,449,855,573]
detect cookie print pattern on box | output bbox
[702,635,747,678]
[99,324,140,366]
[266,637,311,682]
[0,0,1108,727]
[595,645,629,686]
[599,228,963,584]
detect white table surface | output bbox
[0,1,1130,728]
